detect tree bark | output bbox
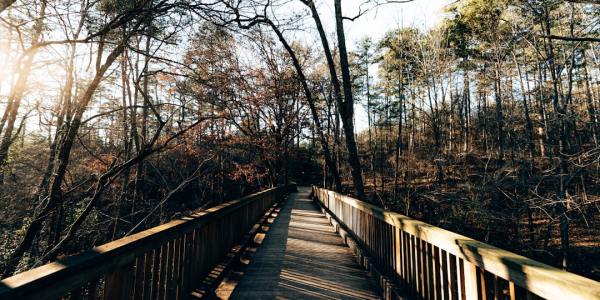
[0,0,46,169]
[1,42,126,278]
[332,0,366,200]
[266,20,343,192]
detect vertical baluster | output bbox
[438,248,448,300]
[433,245,441,300]
[157,242,169,300]
[182,232,193,298]
[198,226,208,278]
[410,234,416,297]
[423,239,431,299]
[376,220,381,266]
[142,250,154,300]
[166,239,178,299]
[402,232,409,288]
[176,235,186,299]
[479,270,488,300]
[416,237,422,297]
[352,206,356,234]
[372,216,376,257]
[425,241,432,300]
[406,232,412,290]
[395,227,402,284]
[205,223,214,271]
[367,215,371,255]
[463,261,478,300]
[457,257,465,300]
[378,220,382,267]
[383,223,388,272]
[150,246,161,300]
[508,281,516,300]
[384,222,388,270]
[182,231,193,297]
[362,210,366,246]
[361,211,365,246]
[493,275,500,300]
[375,217,379,261]
[103,261,134,300]
[132,254,145,300]
[447,253,457,300]
[389,225,394,275]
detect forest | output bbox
[0,0,600,285]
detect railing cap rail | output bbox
[312,186,600,300]
[0,185,293,300]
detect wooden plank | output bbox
[225,189,381,300]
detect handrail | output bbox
[0,184,296,300]
[312,186,600,300]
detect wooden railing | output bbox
[0,185,296,300]
[312,186,600,300]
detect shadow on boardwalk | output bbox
[220,187,381,299]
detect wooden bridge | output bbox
[2,185,600,300]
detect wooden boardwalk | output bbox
[6,186,599,300]
[217,187,381,299]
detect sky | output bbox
[343,0,453,51]
[0,0,454,136]
[329,0,455,132]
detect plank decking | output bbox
[218,187,381,299]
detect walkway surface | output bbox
[217,187,381,299]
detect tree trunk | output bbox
[332,0,366,200]
[1,42,125,278]
[542,4,570,269]
[494,61,504,164]
[513,51,535,160]
[266,20,343,192]
[0,0,46,169]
